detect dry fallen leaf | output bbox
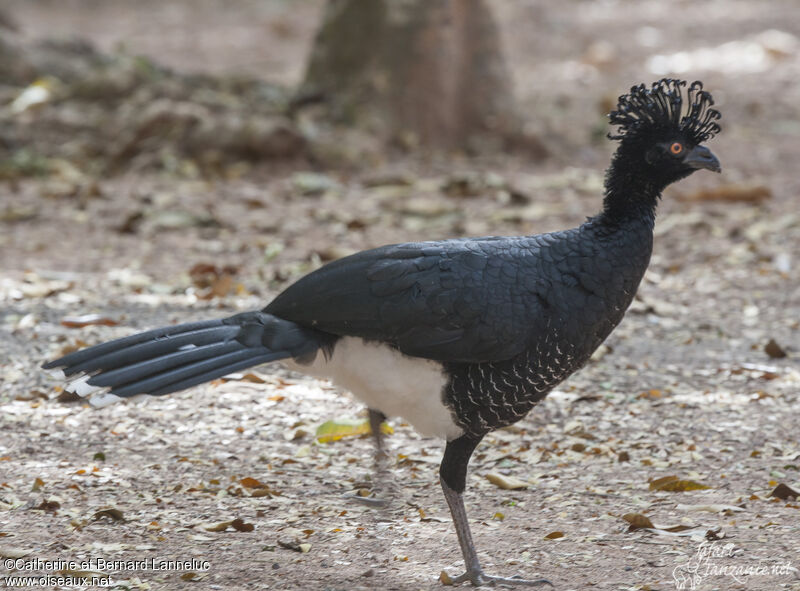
[649,475,710,492]
[201,520,233,532]
[485,472,529,490]
[189,263,238,299]
[770,483,799,501]
[544,531,564,539]
[61,314,119,328]
[93,508,125,522]
[622,513,703,535]
[315,417,390,442]
[180,572,208,582]
[239,373,266,383]
[623,513,655,530]
[240,477,267,489]
[231,518,254,532]
[676,503,745,514]
[56,389,82,402]
[764,339,788,359]
[678,183,771,203]
[35,500,60,513]
[0,546,32,559]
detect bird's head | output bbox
[608,79,721,187]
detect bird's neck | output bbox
[598,148,662,229]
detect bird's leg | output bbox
[347,408,394,507]
[368,408,389,469]
[440,435,552,588]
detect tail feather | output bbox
[87,340,247,388]
[43,311,335,405]
[146,351,282,397]
[107,348,281,397]
[53,324,240,377]
[42,319,226,373]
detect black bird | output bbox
[43,79,721,587]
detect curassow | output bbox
[44,79,721,587]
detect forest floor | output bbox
[1,1,799,590]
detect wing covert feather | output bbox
[264,237,550,362]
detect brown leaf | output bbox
[201,520,232,532]
[649,475,711,492]
[770,483,799,500]
[31,478,44,492]
[239,373,266,383]
[189,263,238,299]
[544,531,564,539]
[623,513,655,530]
[239,477,267,489]
[61,314,119,328]
[93,508,125,522]
[250,488,275,498]
[679,183,771,203]
[57,389,82,402]
[764,339,787,359]
[231,518,254,532]
[35,500,60,513]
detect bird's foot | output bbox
[440,569,553,588]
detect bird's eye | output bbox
[669,142,684,155]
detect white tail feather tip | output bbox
[89,392,124,408]
[66,375,104,398]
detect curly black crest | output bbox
[608,79,721,144]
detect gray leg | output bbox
[439,435,552,587]
[368,408,389,467]
[345,409,393,507]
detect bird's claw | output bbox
[440,569,553,587]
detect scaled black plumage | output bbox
[44,79,722,587]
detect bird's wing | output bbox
[264,236,552,363]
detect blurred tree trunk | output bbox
[299,0,529,152]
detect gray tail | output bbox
[42,311,334,404]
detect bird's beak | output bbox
[683,145,721,173]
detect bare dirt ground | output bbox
[1,1,799,590]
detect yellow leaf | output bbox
[201,520,232,532]
[486,472,529,490]
[649,475,710,492]
[180,572,208,581]
[315,418,371,443]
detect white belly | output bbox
[285,337,463,440]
